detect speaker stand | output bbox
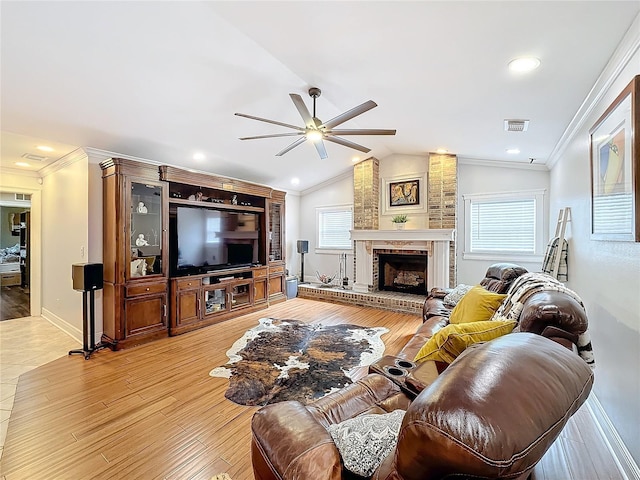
[299,252,308,284]
[69,290,109,360]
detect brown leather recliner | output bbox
[251,333,594,480]
[423,263,529,322]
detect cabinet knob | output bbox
[146,287,150,291]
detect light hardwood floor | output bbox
[0,299,624,480]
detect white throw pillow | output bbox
[327,409,405,477]
[443,284,473,307]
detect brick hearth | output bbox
[297,284,424,315]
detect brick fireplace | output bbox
[350,229,455,294]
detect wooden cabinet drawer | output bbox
[176,278,201,290]
[126,282,167,297]
[253,267,268,278]
[269,265,284,275]
[1,272,21,286]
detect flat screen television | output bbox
[172,206,259,275]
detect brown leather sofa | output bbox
[251,264,594,480]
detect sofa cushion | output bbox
[413,320,517,364]
[449,285,507,324]
[327,409,405,477]
[442,284,473,307]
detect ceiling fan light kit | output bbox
[235,87,396,159]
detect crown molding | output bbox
[39,148,88,177]
[82,147,162,166]
[0,166,41,179]
[458,157,549,171]
[547,12,640,169]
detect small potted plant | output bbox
[391,214,408,229]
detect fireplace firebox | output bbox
[378,253,427,295]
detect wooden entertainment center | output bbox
[101,158,286,350]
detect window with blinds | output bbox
[463,189,546,261]
[470,198,535,253]
[317,206,353,250]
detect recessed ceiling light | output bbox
[435,148,448,154]
[193,152,205,161]
[15,162,30,167]
[352,156,360,163]
[291,178,300,185]
[508,57,540,73]
[36,145,54,152]
[506,148,521,154]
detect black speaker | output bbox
[297,240,309,254]
[72,263,104,292]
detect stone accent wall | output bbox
[427,153,458,286]
[353,157,379,283]
[353,158,379,230]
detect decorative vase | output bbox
[394,222,406,230]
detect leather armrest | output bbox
[428,287,452,299]
[405,360,441,396]
[251,401,342,480]
[519,291,587,341]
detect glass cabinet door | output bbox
[231,281,252,308]
[268,202,282,262]
[129,181,163,278]
[204,287,227,315]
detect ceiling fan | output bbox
[235,87,396,160]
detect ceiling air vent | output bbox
[504,119,530,132]
[21,153,49,162]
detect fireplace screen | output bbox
[378,253,427,295]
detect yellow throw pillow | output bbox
[414,320,517,364]
[449,285,507,324]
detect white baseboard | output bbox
[41,308,83,344]
[586,395,640,480]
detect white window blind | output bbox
[470,198,535,253]
[317,207,353,250]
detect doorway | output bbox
[1,196,31,321]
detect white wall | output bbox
[298,173,353,283]
[549,48,640,464]
[457,161,550,284]
[284,192,300,278]
[40,151,90,341]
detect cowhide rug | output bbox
[209,318,388,406]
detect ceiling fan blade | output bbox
[239,132,304,140]
[324,136,371,153]
[235,112,304,131]
[290,94,316,129]
[328,129,396,136]
[312,139,328,160]
[320,100,377,129]
[275,137,307,156]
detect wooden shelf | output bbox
[169,197,264,213]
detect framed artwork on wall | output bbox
[589,75,639,242]
[381,172,428,217]
[389,179,420,207]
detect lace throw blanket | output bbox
[492,272,595,369]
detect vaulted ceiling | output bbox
[1,1,638,192]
